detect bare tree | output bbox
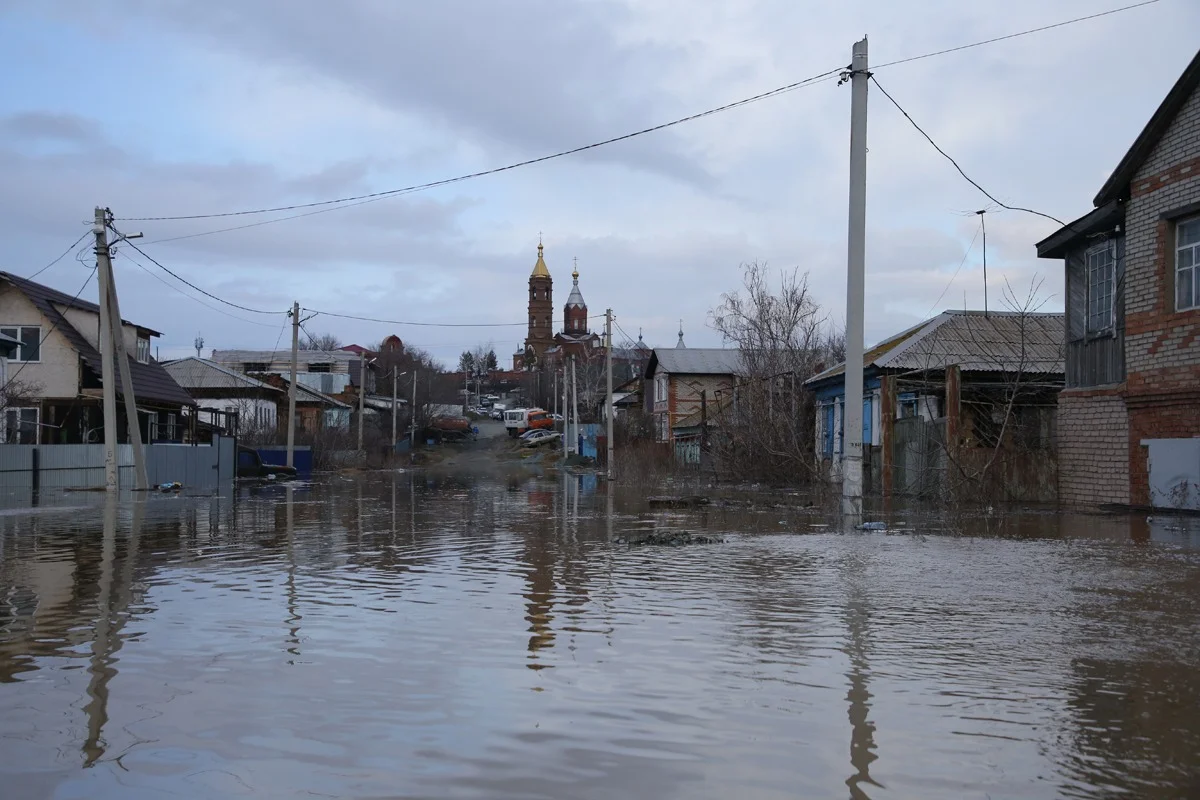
[0,376,43,444]
[299,332,341,351]
[707,262,833,485]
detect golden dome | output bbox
[531,242,551,279]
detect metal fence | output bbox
[0,437,235,496]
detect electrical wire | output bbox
[117,249,285,328]
[1,266,98,393]
[109,229,287,316]
[303,308,607,328]
[926,219,983,317]
[27,230,91,281]
[119,67,847,224]
[873,0,1161,70]
[869,74,1067,227]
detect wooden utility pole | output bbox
[286,301,299,468]
[605,308,614,478]
[93,208,119,490]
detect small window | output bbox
[307,363,331,373]
[166,412,177,441]
[0,326,41,362]
[1176,217,1200,311]
[136,336,151,364]
[1086,243,1115,332]
[3,407,38,444]
[243,362,270,373]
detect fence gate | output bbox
[892,416,946,498]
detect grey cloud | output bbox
[0,111,99,144]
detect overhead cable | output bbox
[27,230,91,281]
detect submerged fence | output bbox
[0,436,236,496]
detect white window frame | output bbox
[1085,242,1115,333]
[1176,216,1200,312]
[136,336,151,364]
[0,325,42,363]
[654,373,669,403]
[3,406,39,444]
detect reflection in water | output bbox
[1,476,1200,799]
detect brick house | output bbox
[1037,48,1200,510]
[643,348,742,444]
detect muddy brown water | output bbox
[1,471,1199,799]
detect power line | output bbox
[116,249,284,328]
[118,66,847,224]
[927,218,983,317]
[27,230,91,281]
[304,308,606,328]
[109,230,287,316]
[870,74,1067,227]
[873,0,1162,70]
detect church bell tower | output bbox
[525,241,554,361]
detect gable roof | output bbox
[0,273,192,406]
[211,349,361,365]
[645,348,744,378]
[806,310,1064,387]
[1095,48,1200,206]
[162,357,282,392]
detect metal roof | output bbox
[565,272,586,309]
[807,310,1064,386]
[0,273,193,406]
[162,358,281,392]
[211,349,360,365]
[646,348,744,377]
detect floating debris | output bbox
[616,531,725,546]
[648,495,711,509]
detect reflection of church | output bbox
[513,241,603,370]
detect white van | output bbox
[503,408,527,437]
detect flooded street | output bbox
[3,471,1200,799]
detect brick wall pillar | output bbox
[880,374,896,499]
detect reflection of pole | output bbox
[605,309,614,478]
[285,484,300,663]
[83,495,117,764]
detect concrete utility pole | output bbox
[842,36,869,517]
[570,355,579,457]
[286,301,299,468]
[562,361,570,452]
[605,308,614,479]
[978,209,989,317]
[392,370,399,452]
[410,370,417,452]
[101,232,149,491]
[93,208,119,491]
[357,350,366,453]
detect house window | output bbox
[822,404,835,455]
[166,412,177,441]
[0,326,41,362]
[307,363,331,373]
[1177,216,1200,311]
[654,373,668,403]
[243,362,269,373]
[3,407,38,444]
[136,336,151,364]
[1086,243,1115,332]
[658,413,669,442]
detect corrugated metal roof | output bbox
[0,273,193,406]
[648,348,744,376]
[806,310,1064,385]
[211,349,360,365]
[162,358,281,392]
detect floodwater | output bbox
[2,472,1200,800]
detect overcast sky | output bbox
[2,1,1196,366]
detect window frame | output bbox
[1175,215,1200,312]
[654,373,669,403]
[1084,241,1116,334]
[136,335,151,364]
[3,406,39,444]
[0,325,42,363]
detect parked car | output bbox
[550,413,564,422]
[490,409,504,420]
[519,428,543,440]
[521,430,562,448]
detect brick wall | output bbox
[1057,391,1129,508]
[1122,80,1200,505]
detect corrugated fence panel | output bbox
[0,441,233,492]
[0,446,34,473]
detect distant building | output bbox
[514,242,603,370]
[210,348,375,398]
[1036,47,1200,511]
[161,357,282,437]
[643,348,743,444]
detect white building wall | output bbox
[0,290,81,399]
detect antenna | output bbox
[194,333,204,358]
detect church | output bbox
[513,241,603,370]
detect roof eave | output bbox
[1094,48,1200,207]
[1035,200,1124,258]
